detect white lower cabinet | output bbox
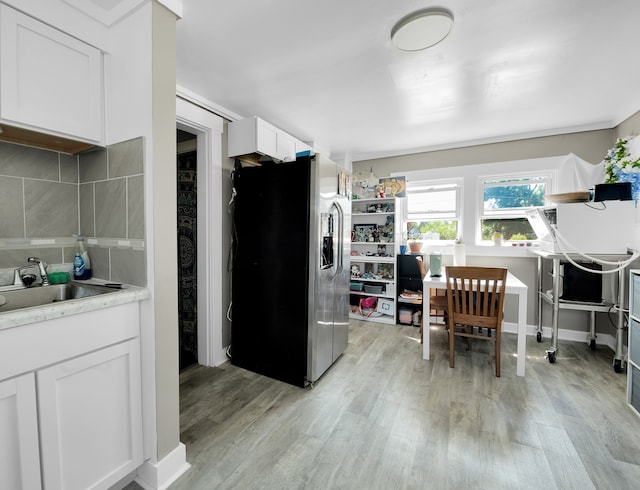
[0,338,142,490]
[38,339,143,490]
[0,373,41,490]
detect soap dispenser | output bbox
[73,235,92,280]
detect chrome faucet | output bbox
[0,265,35,292]
[27,257,50,286]
[12,267,27,288]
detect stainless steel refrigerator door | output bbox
[332,191,351,362]
[307,154,342,383]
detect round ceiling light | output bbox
[391,8,454,51]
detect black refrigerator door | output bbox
[231,160,311,387]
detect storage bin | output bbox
[350,282,364,291]
[364,285,383,294]
[398,306,413,324]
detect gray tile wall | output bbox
[78,137,146,286]
[0,138,146,287]
[0,142,78,239]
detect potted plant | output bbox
[604,137,640,201]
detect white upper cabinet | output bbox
[0,4,103,143]
[228,116,304,162]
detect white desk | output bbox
[422,270,529,377]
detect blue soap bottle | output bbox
[73,235,92,280]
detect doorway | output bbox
[177,129,198,370]
[176,96,225,369]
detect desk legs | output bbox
[546,257,561,363]
[516,289,527,377]
[422,297,430,361]
[614,264,626,373]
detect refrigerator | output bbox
[230,154,351,387]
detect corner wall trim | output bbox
[135,443,190,490]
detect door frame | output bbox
[176,96,226,367]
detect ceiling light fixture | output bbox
[391,8,454,51]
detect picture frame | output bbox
[378,176,406,197]
[353,224,376,242]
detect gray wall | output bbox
[151,1,180,462]
[615,110,640,140]
[0,138,145,286]
[354,128,615,179]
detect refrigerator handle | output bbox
[333,202,344,275]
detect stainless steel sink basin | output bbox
[0,282,118,313]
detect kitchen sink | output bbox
[0,282,119,313]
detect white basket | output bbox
[376,298,395,316]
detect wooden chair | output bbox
[429,289,448,326]
[445,266,507,377]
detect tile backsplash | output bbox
[0,137,146,286]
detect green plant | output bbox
[605,138,640,183]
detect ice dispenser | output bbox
[321,212,334,269]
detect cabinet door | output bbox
[38,339,142,490]
[255,119,278,157]
[0,373,42,490]
[276,131,296,162]
[0,5,103,142]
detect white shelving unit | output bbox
[349,197,399,325]
[628,269,640,416]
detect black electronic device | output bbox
[593,182,632,202]
[561,262,603,303]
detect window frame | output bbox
[405,177,463,244]
[476,171,553,243]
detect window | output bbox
[406,179,461,242]
[479,173,551,241]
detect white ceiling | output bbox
[175,0,640,162]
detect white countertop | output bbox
[0,280,149,331]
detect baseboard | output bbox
[135,443,191,490]
[502,321,625,355]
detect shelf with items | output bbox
[628,270,640,417]
[349,253,395,263]
[350,196,400,324]
[396,254,425,326]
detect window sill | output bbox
[419,243,540,258]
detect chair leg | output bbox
[449,324,455,368]
[495,331,501,377]
[419,319,423,344]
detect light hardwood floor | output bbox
[132,320,640,489]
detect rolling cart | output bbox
[533,250,629,372]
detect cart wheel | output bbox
[548,351,556,364]
[536,331,542,343]
[614,359,623,373]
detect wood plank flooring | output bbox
[133,321,640,489]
